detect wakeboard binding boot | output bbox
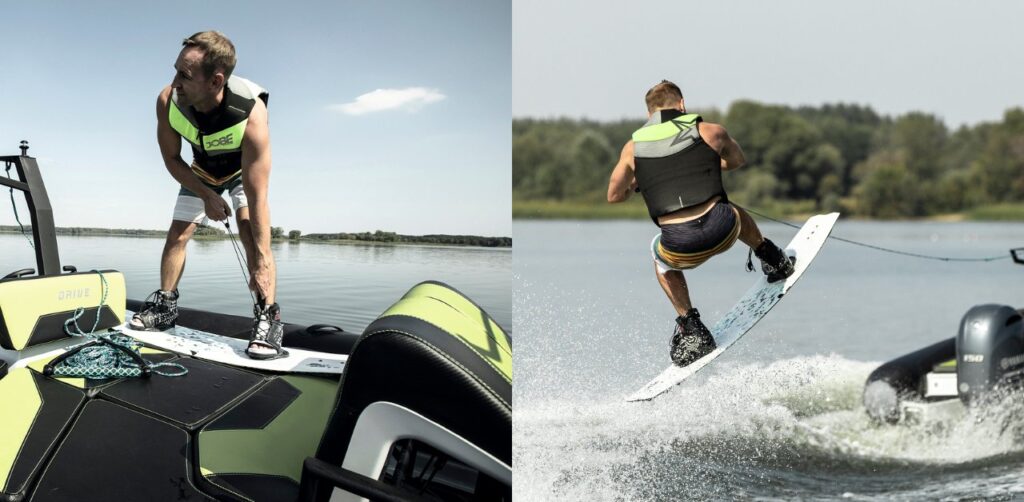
[128,289,179,331]
[754,238,795,283]
[670,308,717,367]
[247,302,289,360]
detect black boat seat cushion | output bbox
[316,280,512,468]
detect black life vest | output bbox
[632,110,725,224]
[169,76,269,185]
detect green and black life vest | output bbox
[168,75,269,186]
[632,110,725,224]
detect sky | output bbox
[514,0,1024,128]
[0,0,510,236]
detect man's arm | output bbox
[607,141,638,203]
[239,98,274,299]
[700,122,746,171]
[156,87,231,220]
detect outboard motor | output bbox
[956,304,1024,405]
[864,248,1024,424]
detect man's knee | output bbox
[663,269,684,282]
[235,218,253,239]
[655,262,681,279]
[166,221,196,247]
[235,208,251,228]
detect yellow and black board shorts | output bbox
[651,201,741,272]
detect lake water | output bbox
[515,219,1024,501]
[0,234,511,334]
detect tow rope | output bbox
[736,203,1010,263]
[223,221,258,305]
[44,270,188,379]
[4,160,34,250]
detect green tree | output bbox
[887,112,948,180]
[854,152,920,218]
[973,108,1024,203]
[194,225,225,236]
[564,130,616,201]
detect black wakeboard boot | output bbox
[753,238,795,283]
[247,302,289,360]
[670,308,717,367]
[128,289,179,331]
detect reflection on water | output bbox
[0,234,510,333]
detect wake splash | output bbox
[514,354,1024,501]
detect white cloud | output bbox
[330,87,446,115]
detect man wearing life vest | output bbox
[607,80,794,367]
[130,31,287,360]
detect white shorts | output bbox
[172,179,248,224]
[651,234,676,275]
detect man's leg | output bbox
[235,207,276,305]
[655,262,715,366]
[160,219,198,291]
[652,227,719,366]
[131,219,195,330]
[734,205,794,282]
[735,206,765,249]
[656,266,692,317]
[234,205,284,358]
[234,207,256,277]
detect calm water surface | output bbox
[515,219,1024,501]
[0,234,511,333]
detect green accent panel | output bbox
[201,120,248,153]
[169,102,200,145]
[199,375,336,483]
[0,369,41,490]
[27,353,85,389]
[403,283,508,341]
[631,113,701,142]
[933,358,958,373]
[380,283,512,383]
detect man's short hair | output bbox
[645,80,683,113]
[181,31,237,80]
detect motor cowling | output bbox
[957,304,1024,405]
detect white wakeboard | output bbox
[626,212,839,402]
[118,313,347,374]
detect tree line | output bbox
[302,230,511,247]
[513,101,1024,218]
[0,226,510,247]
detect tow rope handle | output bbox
[1012,248,1024,265]
[43,337,153,378]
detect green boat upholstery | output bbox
[0,368,85,501]
[314,281,512,481]
[0,270,126,350]
[197,375,339,501]
[195,280,512,502]
[0,345,178,500]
